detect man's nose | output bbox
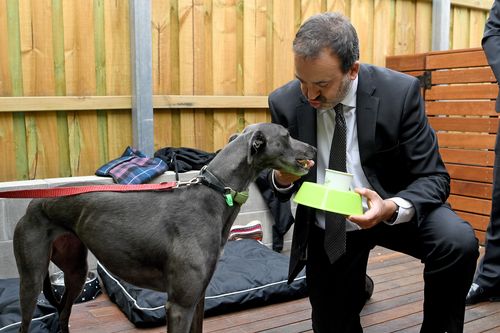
[302,84,320,100]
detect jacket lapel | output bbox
[296,97,318,182]
[356,65,379,166]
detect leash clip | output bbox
[174,177,200,188]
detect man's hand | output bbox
[347,188,398,229]
[273,160,315,188]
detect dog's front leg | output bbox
[166,300,198,333]
[189,297,205,333]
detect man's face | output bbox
[294,49,359,111]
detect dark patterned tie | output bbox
[324,103,347,264]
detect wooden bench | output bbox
[387,48,499,244]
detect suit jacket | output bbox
[268,64,451,282]
[483,0,500,112]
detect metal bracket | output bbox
[416,71,432,90]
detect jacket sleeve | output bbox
[483,1,500,98]
[267,85,306,202]
[389,78,450,225]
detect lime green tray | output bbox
[293,181,363,216]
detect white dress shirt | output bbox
[315,77,415,231]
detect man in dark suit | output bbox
[466,0,500,305]
[268,12,479,332]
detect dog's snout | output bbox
[306,145,317,158]
[293,139,316,159]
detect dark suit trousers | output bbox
[475,125,500,291]
[306,204,478,333]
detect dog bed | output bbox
[0,278,59,333]
[98,239,308,327]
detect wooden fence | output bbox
[0,0,492,181]
[387,47,498,244]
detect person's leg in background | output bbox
[467,126,500,304]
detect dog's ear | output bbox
[228,133,239,143]
[247,130,267,164]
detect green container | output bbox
[293,182,363,216]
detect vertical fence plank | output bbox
[152,0,175,151]
[265,0,274,93]
[52,0,71,178]
[0,0,17,182]
[21,0,62,179]
[452,5,470,49]
[213,0,239,148]
[243,0,270,126]
[6,0,28,180]
[270,0,295,91]
[193,0,214,151]
[394,0,416,55]
[63,0,100,176]
[301,0,323,20]
[18,0,37,179]
[326,0,351,15]
[374,0,395,67]
[415,0,432,53]
[350,0,374,64]
[178,0,197,148]
[0,0,12,96]
[469,8,487,48]
[236,0,245,133]
[94,0,109,163]
[104,0,132,159]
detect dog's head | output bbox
[241,123,316,176]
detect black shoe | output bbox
[466,283,500,305]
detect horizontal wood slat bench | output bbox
[387,48,499,244]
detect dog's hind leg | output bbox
[13,216,54,333]
[50,234,88,333]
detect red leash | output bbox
[0,182,178,198]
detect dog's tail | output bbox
[43,272,62,311]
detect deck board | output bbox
[68,246,500,332]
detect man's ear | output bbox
[247,131,266,164]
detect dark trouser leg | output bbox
[375,205,478,333]
[306,225,371,333]
[475,129,500,290]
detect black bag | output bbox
[154,147,218,174]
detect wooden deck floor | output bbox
[69,246,500,333]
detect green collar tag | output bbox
[225,193,234,207]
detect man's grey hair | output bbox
[293,12,360,73]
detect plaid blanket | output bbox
[95,147,168,184]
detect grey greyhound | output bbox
[13,122,316,333]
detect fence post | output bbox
[130,0,154,156]
[432,0,451,51]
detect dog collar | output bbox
[197,166,249,207]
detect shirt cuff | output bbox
[384,197,414,225]
[271,170,294,193]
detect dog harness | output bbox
[0,168,249,207]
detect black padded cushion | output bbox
[98,239,307,327]
[0,278,59,333]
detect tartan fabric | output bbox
[95,146,168,184]
[324,104,347,264]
